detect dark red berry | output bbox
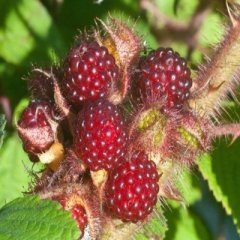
[64,41,119,107]
[71,204,88,233]
[17,101,54,154]
[74,99,127,171]
[105,151,159,222]
[137,47,192,111]
[52,196,88,234]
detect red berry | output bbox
[105,151,159,222]
[74,99,127,171]
[71,204,88,233]
[17,101,54,154]
[52,196,88,234]
[63,41,119,107]
[137,47,192,111]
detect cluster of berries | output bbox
[17,19,192,237]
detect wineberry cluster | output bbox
[16,18,211,239]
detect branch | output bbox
[140,0,211,59]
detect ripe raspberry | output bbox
[17,101,54,154]
[105,151,159,222]
[64,41,119,107]
[74,99,127,171]
[137,47,192,111]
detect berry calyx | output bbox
[28,68,54,102]
[63,41,119,107]
[74,99,127,171]
[105,151,159,222]
[17,101,55,155]
[136,47,192,111]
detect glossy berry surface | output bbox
[17,101,54,154]
[64,41,119,107]
[137,47,192,111]
[105,151,159,222]
[74,100,127,171]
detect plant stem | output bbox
[189,18,240,117]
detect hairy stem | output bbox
[189,17,240,117]
[212,123,240,143]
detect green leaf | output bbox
[176,168,201,205]
[198,139,240,233]
[0,133,42,206]
[199,12,224,47]
[0,0,66,65]
[0,196,80,240]
[165,206,211,240]
[0,115,6,149]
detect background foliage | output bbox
[0,0,240,239]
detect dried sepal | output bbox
[38,142,65,170]
[159,111,212,166]
[17,124,54,154]
[33,68,75,135]
[27,67,55,101]
[130,100,212,166]
[95,17,142,104]
[16,100,61,160]
[91,169,108,209]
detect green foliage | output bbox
[0,196,80,240]
[0,134,42,206]
[198,139,240,234]
[165,206,211,240]
[0,0,66,65]
[176,168,201,205]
